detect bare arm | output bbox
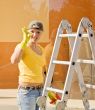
[11,27,31,64]
[11,44,23,64]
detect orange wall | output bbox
[49,0,95,34]
[0,42,18,88]
[0,0,49,42]
[0,0,95,88]
[0,0,49,88]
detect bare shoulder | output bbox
[12,43,23,54]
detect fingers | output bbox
[22,27,32,41]
[21,27,31,49]
[22,27,28,34]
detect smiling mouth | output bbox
[31,37,38,42]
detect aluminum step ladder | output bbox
[37,17,95,110]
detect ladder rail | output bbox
[87,27,95,60]
[42,27,62,96]
[42,20,71,96]
[61,18,84,101]
[75,63,90,109]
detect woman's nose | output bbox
[33,32,37,37]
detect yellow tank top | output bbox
[18,45,45,84]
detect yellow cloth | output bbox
[18,45,45,84]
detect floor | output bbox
[0,97,95,110]
[0,89,95,110]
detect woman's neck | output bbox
[28,42,42,55]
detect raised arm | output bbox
[11,27,30,64]
[10,44,23,64]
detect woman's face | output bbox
[28,28,41,43]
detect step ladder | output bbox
[37,17,95,110]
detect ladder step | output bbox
[53,60,70,65]
[53,60,95,65]
[59,33,88,38]
[77,59,95,64]
[85,84,95,89]
[46,87,63,93]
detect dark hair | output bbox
[28,20,43,31]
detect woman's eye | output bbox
[31,31,34,33]
[37,31,40,34]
